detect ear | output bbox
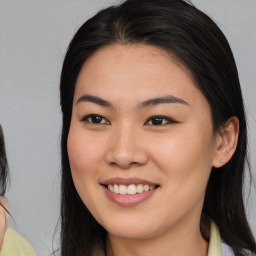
[212,116,239,168]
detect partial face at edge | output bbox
[67,44,219,240]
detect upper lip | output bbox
[101,177,159,186]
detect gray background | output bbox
[0,0,255,255]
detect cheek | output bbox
[148,134,214,225]
[150,126,214,196]
[67,126,105,199]
[67,128,103,175]
[67,127,106,212]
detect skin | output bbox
[67,44,239,256]
[0,199,7,249]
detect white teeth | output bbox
[119,185,127,195]
[107,184,157,195]
[144,184,149,191]
[136,184,144,193]
[109,184,114,192]
[127,184,137,195]
[114,184,119,194]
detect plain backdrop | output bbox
[0,0,255,255]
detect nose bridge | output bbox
[105,122,148,168]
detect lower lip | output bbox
[102,186,158,207]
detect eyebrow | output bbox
[76,94,188,108]
[76,94,113,107]
[138,95,188,108]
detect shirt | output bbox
[209,221,234,256]
[0,228,36,256]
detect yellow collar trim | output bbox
[208,221,222,256]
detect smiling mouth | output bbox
[104,184,159,195]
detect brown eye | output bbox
[146,116,176,126]
[82,114,109,124]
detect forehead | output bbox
[81,43,190,79]
[74,44,208,109]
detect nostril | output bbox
[109,161,140,169]
[104,141,149,168]
[109,161,117,166]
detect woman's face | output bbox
[68,44,219,240]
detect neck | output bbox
[106,218,208,256]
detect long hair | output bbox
[0,125,9,197]
[59,0,256,255]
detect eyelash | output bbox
[81,114,177,126]
[145,116,177,126]
[81,114,109,124]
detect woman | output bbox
[0,125,36,255]
[59,0,256,255]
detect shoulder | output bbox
[221,242,234,256]
[221,242,256,256]
[0,228,36,256]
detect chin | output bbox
[108,228,154,240]
[101,219,161,240]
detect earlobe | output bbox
[212,116,239,168]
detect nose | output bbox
[104,125,149,169]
